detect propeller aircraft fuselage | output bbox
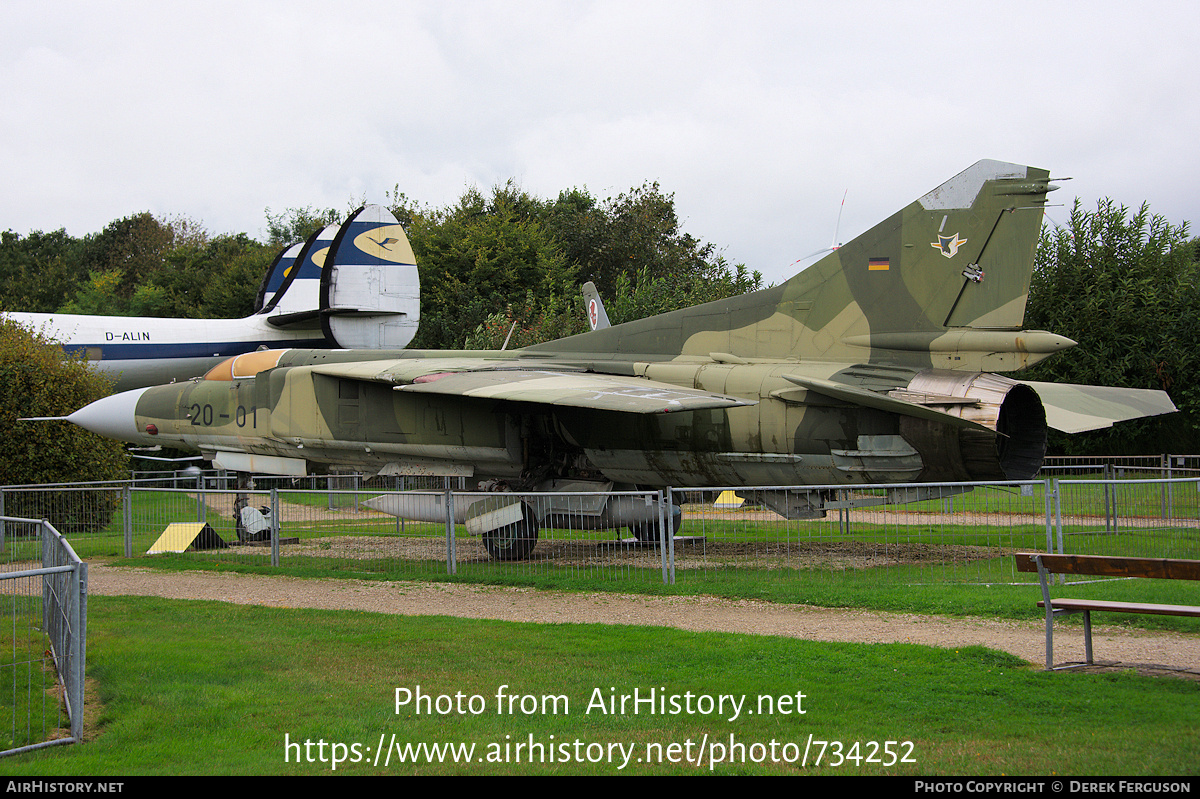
[7,205,420,390]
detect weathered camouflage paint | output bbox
[96,161,1174,492]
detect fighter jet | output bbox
[6,205,419,391]
[61,161,1176,558]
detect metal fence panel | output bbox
[0,467,1195,757]
[5,470,1198,594]
[1,518,87,757]
[1052,477,1200,564]
[671,481,1053,587]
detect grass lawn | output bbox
[3,596,1198,775]
[6,482,1197,774]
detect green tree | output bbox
[196,235,276,318]
[402,181,761,349]
[76,212,177,300]
[1020,199,1199,454]
[57,267,130,315]
[264,206,342,248]
[463,290,589,350]
[0,318,128,530]
[48,216,271,319]
[57,213,186,316]
[399,183,577,349]
[154,233,274,319]
[543,182,735,296]
[0,228,86,312]
[603,259,761,326]
[4,181,760,352]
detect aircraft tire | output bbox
[482,509,539,560]
[628,508,681,542]
[629,523,658,542]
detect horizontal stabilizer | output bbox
[264,309,321,328]
[1019,381,1177,433]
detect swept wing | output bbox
[308,359,754,414]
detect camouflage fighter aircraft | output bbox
[61,161,1176,558]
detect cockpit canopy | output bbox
[203,349,287,381]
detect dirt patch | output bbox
[211,534,1003,572]
[84,563,1200,680]
[77,493,1200,679]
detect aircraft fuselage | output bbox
[88,347,1048,489]
[5,311,327,391]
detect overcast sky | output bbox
[3,1,1196,285]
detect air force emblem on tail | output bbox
[931,232,968,258]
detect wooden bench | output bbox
[1014,552,1200,670]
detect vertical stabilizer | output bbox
[530,160,1061,370]
[258,223,339,318]
[582,281,611,331]
[254,242,303,313]
[320,205,420,349]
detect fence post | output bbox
[444,484,456,576]
[657,490,669,585]
[666,487,675,585]
[1043,478,1053,553]
[1053,478,1063,555]
[394,476,402,536]
[1111,470,1120,535]
[196,472,207,523]
[0,488,5,554]
[123,486,132,558]
[70,559,87,741]
[1166,454,1174,520]
[270,488,280,568]
[1103,463,1113,532]
[41,519,51,629]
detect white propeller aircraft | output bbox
[6,206,419,391]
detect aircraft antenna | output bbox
[501,320,518,350]
[831,188,848,250]
[789,188,849,269]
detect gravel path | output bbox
[87,564,1200,678]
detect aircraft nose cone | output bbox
[67,388,150,443]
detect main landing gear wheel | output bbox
[482,506,539,560]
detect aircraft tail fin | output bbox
[321,205,420,348]
[254,242,303,313]
[257,205,420,349]
[582,281,611,331]
[530,160,1067,371]
[257,224,339,320]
